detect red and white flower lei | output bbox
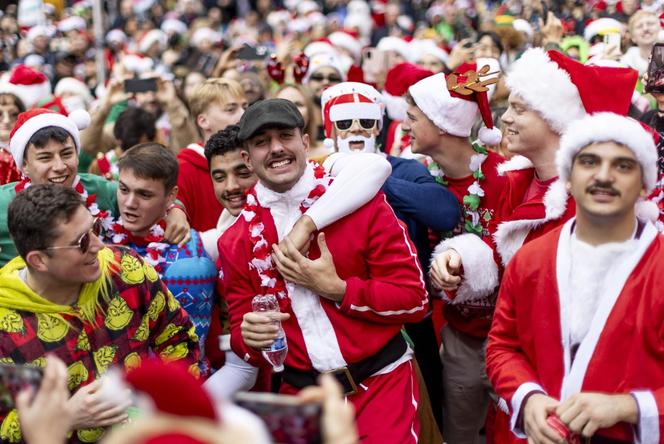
[15,176,114,227]
[243,162,331,310]
[107,219,170,273]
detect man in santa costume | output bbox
[487,112,664,444]
[320,80,460,433]
[429,49,639,311]
[220,99,429,443]
[404,58,509,444]
[0,108,190,266]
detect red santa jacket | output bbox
[435,156,576,305]
[217,192,429,371]
[177,144,223,231]
[487,219,664,443]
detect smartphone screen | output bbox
[236,44,269,61]
[646,43,664,93]
[234,392,323,444]
[603,32,621,52]
[0,364,43,412]
[124,78,158,93]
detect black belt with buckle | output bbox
[282,333,407,396]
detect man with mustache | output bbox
[200,122,392,399]
[320,80,460,432]
[428,49,640,442]
[220,99,429,443]
[487,113,664,444]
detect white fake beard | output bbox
[62,96,87,113]
[336,135,377,154]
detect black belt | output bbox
[283,333,407,396]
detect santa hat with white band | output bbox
[9,108,90,170]
[505,48,638,135]
[557,113,658,193]
[408,58,502,146]
[321,82,383,149]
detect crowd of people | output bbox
[0,0,663,443]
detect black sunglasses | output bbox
[333,119,378,131]
[309,73,342,83]
[45,218,103,254]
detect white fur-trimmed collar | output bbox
[494,178,569,265]
[496,155,534,176]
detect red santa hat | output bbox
[124,359,218,421]
[321,82,383,147]
[9,108,90,169]
[303,38,336,58]
[383,63,433,121]
[505,48,638,135]
[557,113,658,193]
[376,36,410,60]
[408,58,502,145]
[6,65,52,109]
[106,29,127,45]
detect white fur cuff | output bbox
[432,233,499,304]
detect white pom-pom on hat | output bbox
[478,126,502,146]
[68,109,91,130]
[635,199,660,223]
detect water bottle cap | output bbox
[273,364,284,372]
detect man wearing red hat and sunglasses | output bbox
[0,185,200,443]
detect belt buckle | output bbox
[324,367,358,396]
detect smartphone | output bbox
[646,43,664,93]
[124,78,158,93]
[362,47,388,84]
[234,391,323,444]
[236,44,270,61]
[0,364,43,412]
[603,32,621,52]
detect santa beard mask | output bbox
[336,135,377,153]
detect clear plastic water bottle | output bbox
[251,294,288,372]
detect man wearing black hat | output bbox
[218,98,429,443]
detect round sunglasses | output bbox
[333,119,379,132]
[44,218,103,254]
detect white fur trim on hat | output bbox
[303,53,347,84]
[10,109,90,169]
[583,18,624,42]
[408,39,449,65]
[26,25,55,42]
[55,77,93,106]
[328,32,362,61]
[330,102,382,121]
[8,81,51,109]
[408,73,478,138]
[58,16,87,33]
[505,48,586,135]
[106,29,127,44]
[139,29,167,54]
[557,112,658,192]
[377,36,409,59]
[191,27,222,47]
[161,18,187,35]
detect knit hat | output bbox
[5,65,52,109]
[505,48,638,135]
[9,108,90,169]
[557,112,658,192]
[408,58,502,145]
[321,82,383,148]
